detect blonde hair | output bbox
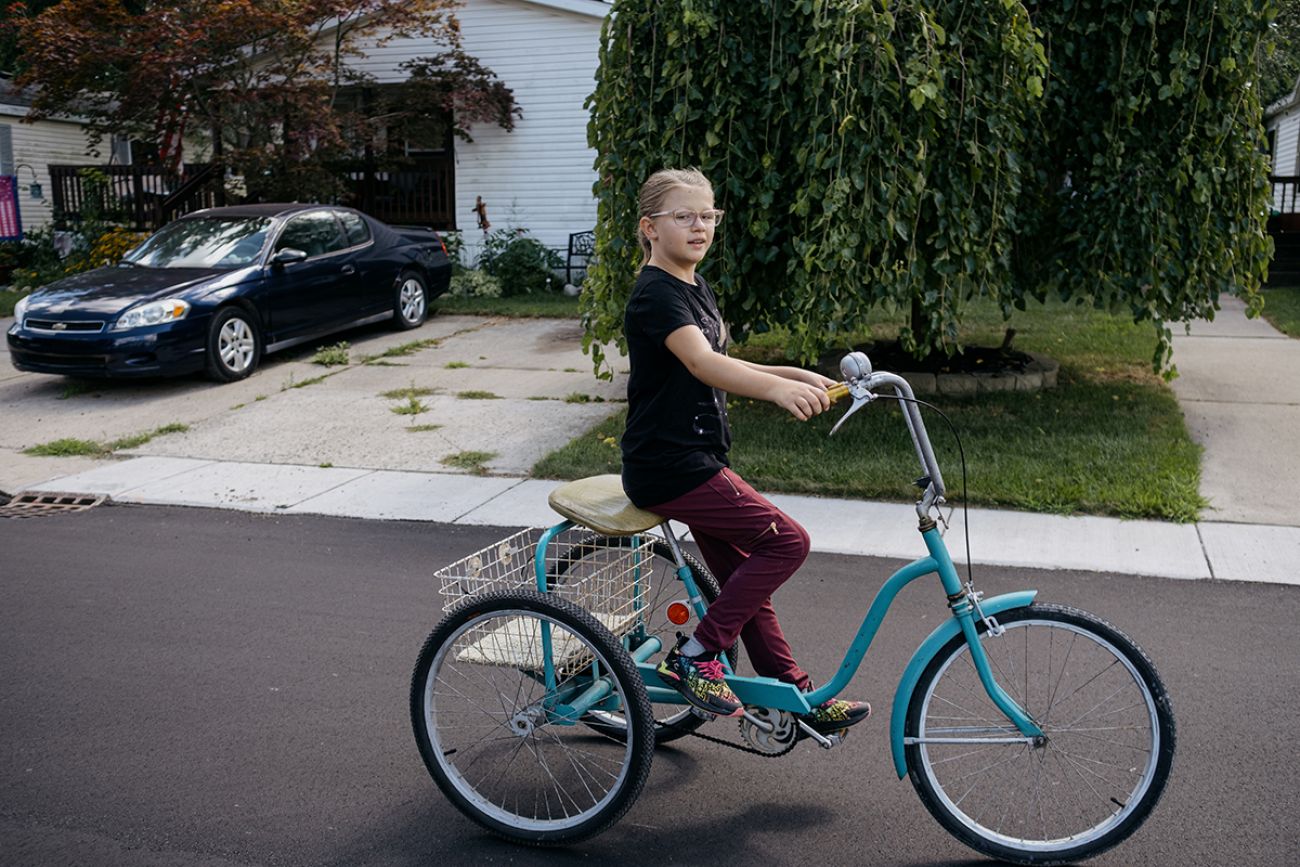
[637,167,713,268]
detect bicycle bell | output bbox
[840,350,872,382]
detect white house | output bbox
[0,79,103,232]
[1266,73,1300,214]
[348,0,611,260]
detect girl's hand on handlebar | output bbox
[770,379,831,421]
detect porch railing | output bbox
[49,163,225,231]
[1272,175,1299,216]
[341,155,456,229]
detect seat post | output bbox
[658,521,690,569]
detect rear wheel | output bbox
[204,306,261,382]
[550,535,740,745]
[410,589,654,845]
[393,270,428,329]
[904,604,1175,865]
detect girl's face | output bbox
[641,184,715,273]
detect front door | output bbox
[266,210,357,339]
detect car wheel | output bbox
[205,307,262,382]
[393,271,428,330]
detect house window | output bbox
[0,124,13,175]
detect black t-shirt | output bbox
[621,266,732,508]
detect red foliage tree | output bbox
[14,0,519,201]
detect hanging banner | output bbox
[0,175,21,240]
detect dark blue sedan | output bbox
[6,204,452,382]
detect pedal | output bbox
[796,720,837,749]
[688,706,716,721]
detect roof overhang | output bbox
[518,0,611,18]
[1266,73,1300,122]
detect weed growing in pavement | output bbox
[310,341,351,366]
[380,385,436,401]
[231,403,246,410]
[366,338,440,361]
[284,374,328,390]
[23,438,102,457]
[58,380,94,400]
[24,423,190,457]
[319,462,334,468]
[392,396,430,415]
[564,393,606,404]
[255,394,267,401]
[457,390,500,400]
[441,450,496,474]
[406,424,443,432]
[444,361,469,369]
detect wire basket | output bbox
[436,527,655,669]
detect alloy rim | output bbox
[219,318,255,373]
[400,279,426,323]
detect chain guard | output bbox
[738,706,799,757]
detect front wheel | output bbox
[204,306,261,382]
[904,604,1175,866]
[410,589,655,845]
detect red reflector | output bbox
[666,601,690,625]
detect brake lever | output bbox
[828,382,875,437]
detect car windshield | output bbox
[123,217,273,269]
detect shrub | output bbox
[478,228,561,296]
[449,268,503,298]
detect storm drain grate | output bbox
[0,491,107,519]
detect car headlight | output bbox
[12,294,30,325]
[111,299,191,331]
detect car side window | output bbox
[338,211,371,247]
[275,212,347,259]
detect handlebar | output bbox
[825,352,947,519]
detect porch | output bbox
[48,156,456,232]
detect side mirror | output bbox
[271,248,308,267]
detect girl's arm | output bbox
[735,358,836,389]
[665,325,830,421]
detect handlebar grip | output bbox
[826,382,850,403]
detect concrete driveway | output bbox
[0,313,627,493]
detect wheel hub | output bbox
[509,706,547,737]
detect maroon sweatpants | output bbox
[648,467,813,690]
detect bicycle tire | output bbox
[904,603,1175,865]
[550,535,740,744]
[409,588,655,845]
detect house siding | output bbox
[0,112,100,231]
[347,0,605,264]
[1268,100,1300,213]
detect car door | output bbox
[266,210,356,339]
[335,210,386,315]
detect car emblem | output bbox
[52,322,67,331]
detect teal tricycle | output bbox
[410,352,1175,865]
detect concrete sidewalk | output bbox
[1170,294,1300,526]
[18,455,1300,587]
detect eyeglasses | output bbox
[647,208,726,228]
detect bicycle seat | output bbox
[547,475,663,536]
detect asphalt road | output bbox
[1,503,1296,867]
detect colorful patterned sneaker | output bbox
[799,697,872,736]
[656,634,743,718]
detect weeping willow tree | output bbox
[582,0,1276,375]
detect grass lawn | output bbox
[533,298,1205,522]
[1260,285,1300,338]
[433,293,581,318]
